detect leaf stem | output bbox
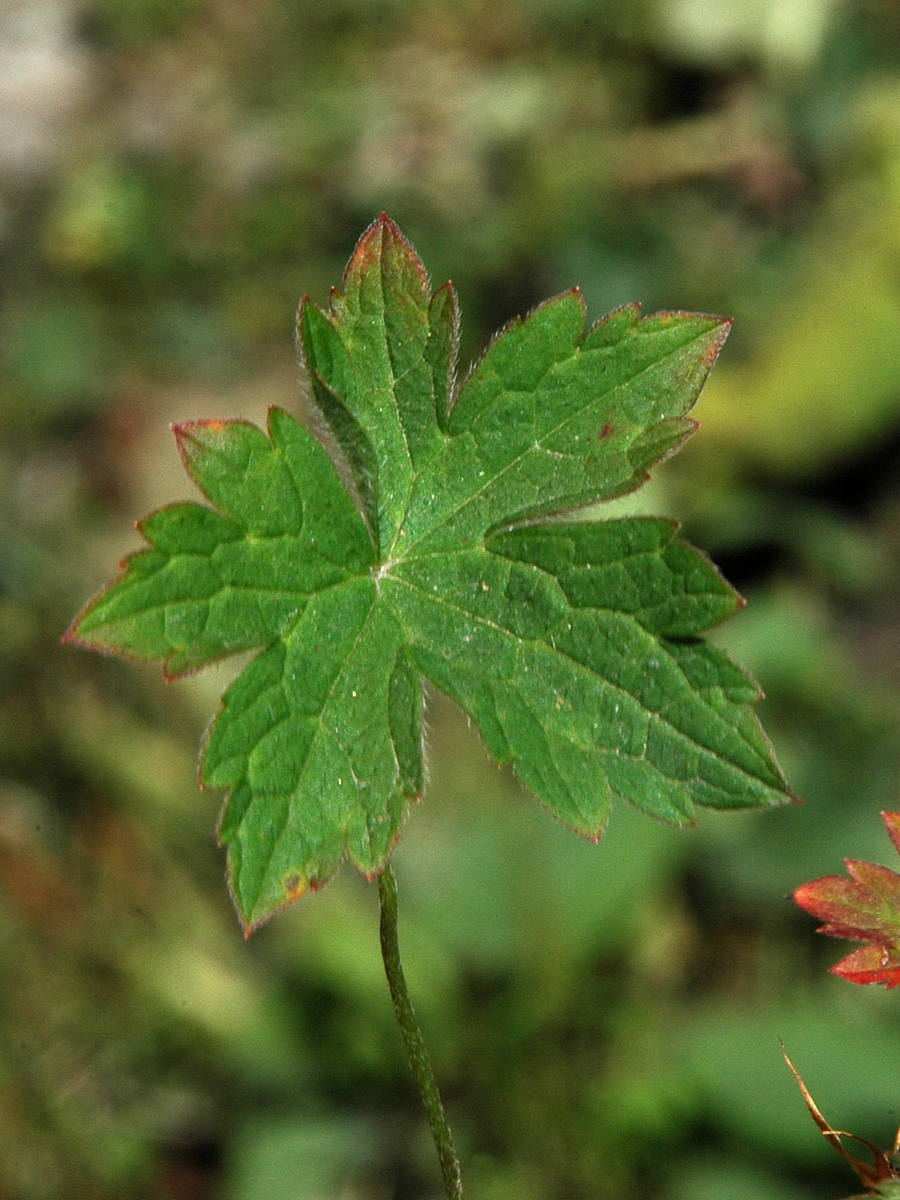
[378,863,463,1200]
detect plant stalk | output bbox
[378,863,463,1200]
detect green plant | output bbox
[65,214,792,1197]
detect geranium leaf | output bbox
[794,811,900,987]
[66,213,793,933]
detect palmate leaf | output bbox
[794,811,900,986]
[66,214,793,933]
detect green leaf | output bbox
[66,213,794,932]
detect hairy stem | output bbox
[378,863,463,1200]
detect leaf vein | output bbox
[413,328,710,545]
[387,573,769,781]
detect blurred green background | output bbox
[4,0,900,1196]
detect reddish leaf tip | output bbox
[347,212,428,287]
[173,418,228,441]
[171,420,196,456]
[882,811,900,856]
[172,418,243,477]
[704,318,733,362]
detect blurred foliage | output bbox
[4,0,900,1197]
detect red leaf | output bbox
[793,812,900,987]
[831,944,900,988]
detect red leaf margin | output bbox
[793,812,900,988]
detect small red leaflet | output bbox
[793,811,900,987]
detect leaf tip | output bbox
[231,868,318,938]
[791,879,818,910]
[172,418,225,451]
[172,419,200,468]
[61,586,122,655]
[60,619,80,647]
[161,661,188,684]
[346,211,428,290]
[882,811,900,856]
[707,316,734,360]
